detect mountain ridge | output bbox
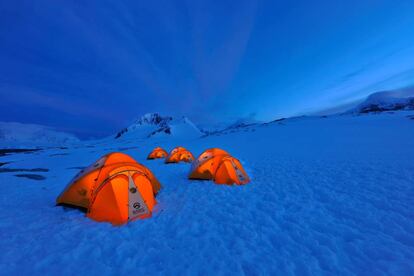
[0,121,79,147]
[114,113,202,140]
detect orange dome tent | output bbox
[165,146,195,163]
[188,148,250,185]
[147,147,168,160]
[56,152,161,225]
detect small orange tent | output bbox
[188,148,250,185]
[147,147,168,160]
[165,146,195,163]
[56,152,161,225]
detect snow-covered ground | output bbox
[1,111,414,275]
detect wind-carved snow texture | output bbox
[0,111,413,274]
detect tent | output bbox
[165,146,195,163]
[56,152,161,225]
[147,147,168,160]
[188,148,250,185]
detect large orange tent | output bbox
[165,146,194,163]
[188,148,250,185]
[56,152,161,225]
[147,147,168,160]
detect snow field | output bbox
[0,112,413,275]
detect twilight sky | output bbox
[1,0,414,138]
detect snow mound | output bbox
[349,90,414,114]
[115,113,202,140]
[0,122,79,147]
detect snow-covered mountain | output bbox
[0,122,79,147]
[349,90,414,114]
[114,113,202,140]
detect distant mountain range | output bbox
[348,90,414,114]
[114,113,202,140]
[203,88,414,137]
[200,118,260,137]
[0,122,79,147]
[2,88,414,147]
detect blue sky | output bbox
[1,0,414,138]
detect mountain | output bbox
[114,113,202,140]
[348,88,414,114]
[0,122,79,147]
